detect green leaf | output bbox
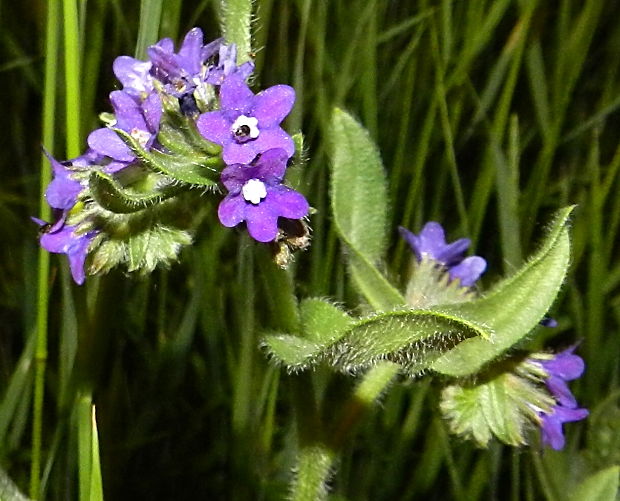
[330,108,404,310]
[431,206,574,377]
[299,298,354,343]
[324,309,486,375]
[264,306,487,375]
[262,334,322,371]
[568,466,620,501]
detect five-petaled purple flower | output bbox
[217,148,309,242]
[535,346,588,450]
[197,73,295,165]
[399,222,486,287]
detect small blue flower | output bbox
[87,90,161,165]
[35,218,97,285]
[197,73,295,165]
[217,148,309,242]
[534,346,588,450]
[399,222,486,287]
[147,28,222,97]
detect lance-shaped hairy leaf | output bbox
[431,206,574,377]
[329,108,404,310]
[263,298,488,375]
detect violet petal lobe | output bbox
[44,153,82,210]
[541,347,585,381]
[221,140,260,166]
[177,27,204,75]
[110,91,148,132]
[218,195,246,228]
[267,186,309,220]
[252,148,289,180]
[40,224,95,285]
[196,111,231,145]
[253,85,296,128]
[113,56,152,96]
[540,406,589,450]
[142,91,163,132]
[244,202,280,242]
[545,376,578,408]
[245,128,295,162]
[219,73,254,113]
[87,128,134,162]
[449,256,487,287]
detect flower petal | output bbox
[218,195,246,228]
[545,376,578,408]
[87,128,134,162]
[113,56,152,95]
[196,111,231,145]
[449,256,487,287]
[252,148,289,180]
[267,186,309,220]
[247,127,295,160]
[222,141,259,165]
[110,91,148,132]
[142,91,162,133]
[253,85,295,128]
[244,203,279,242]
[219,73,254,114]
[177,27,204,75]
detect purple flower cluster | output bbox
[399,222,486,287]
[535,347,588,450]
[197,73,307,242]
[37,27,309,284]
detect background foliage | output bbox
[1,0,619,499]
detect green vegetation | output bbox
[0,0,619,499]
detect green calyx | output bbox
[78,105,225,279]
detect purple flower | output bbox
[44,151,84,210]
[113,56,153,98]
[196,73,295,165]
[217,148,309,242]
[539,405,589,450]
[148,28,221,97]
[205,43,255,86]
[539,346,585,407]
[87,90,161,163]
[535,347,588,450]
[399,222,486,287]
[36,220,97,285]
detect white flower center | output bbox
[242,179,267,205]
[231,115,260,140]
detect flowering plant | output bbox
[27,10,602,501]
[36,28,309,284]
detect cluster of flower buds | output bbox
[400,222,587,450]
[35,28,310,284]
